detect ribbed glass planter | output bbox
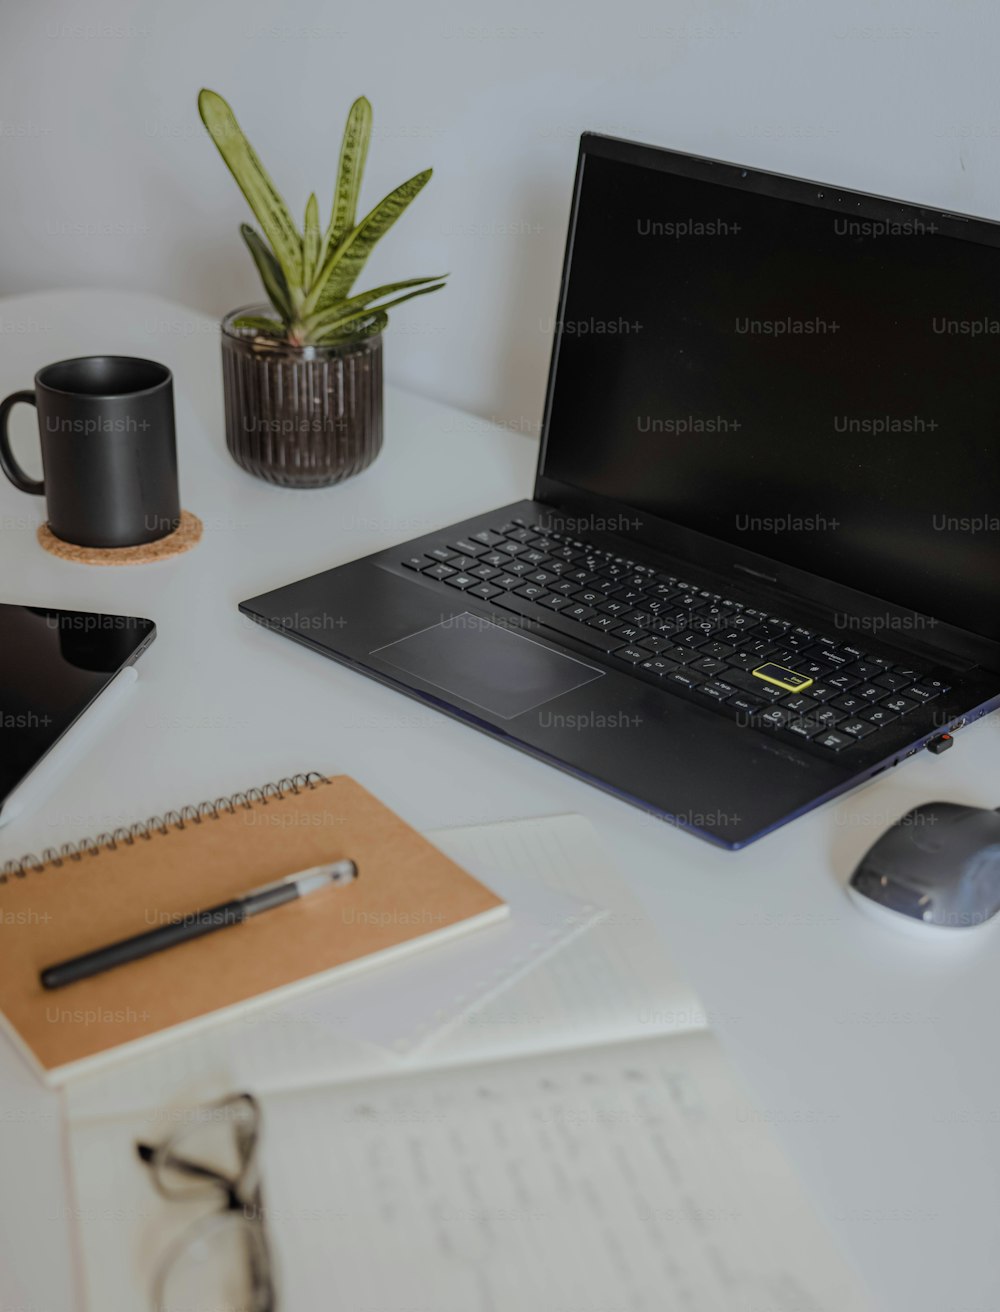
[220,306,383,488]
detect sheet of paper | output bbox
[428,814,706,1066]
[260,1031,873,1312]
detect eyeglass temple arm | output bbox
[136,1142,235,1189]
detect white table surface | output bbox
[1,288,998,1312]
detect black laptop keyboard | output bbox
[401,519,952,753]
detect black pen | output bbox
[39,859,358,990]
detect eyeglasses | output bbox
[136,1092,278,1312]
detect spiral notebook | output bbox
[0,773,508,1085]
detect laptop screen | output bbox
[541,142,1000,645]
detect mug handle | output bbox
[0,390,44,495]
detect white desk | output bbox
[1,289,998,1312]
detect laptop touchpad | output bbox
[370,613,604,720]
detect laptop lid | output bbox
[535,134,1000,669]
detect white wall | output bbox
[2,0,998,432]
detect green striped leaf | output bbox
[240,224,294,323]
[314,310,388,346]
[305,169,432,315]
[323,96,372,263]
[301,194,321,290]
[307,281,446,339]
[199,89,303,289]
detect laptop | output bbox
[241,133,1000,849]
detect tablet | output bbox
[0,605,155,826]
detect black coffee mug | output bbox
[0,355,180,548]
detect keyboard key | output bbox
[782,694,817,713]
[860,705,899,727]
[891,665,923,680]
[826,672,859,691]
[807,683,838,702]
[588,614,619,632]
[838,718,878,739]
[852,684,884,701]
[716,629,752,646]
[402,554,431,570]
[815,729,853,751]
[428,546,454,562]
[447,555,479,573]
[564,604,596,622]
[850,660,883,680]
[786,658,834,680]
[812,706,844,728]
[449,539,486,557]
[668,669,706,690]
[493,574,521,589]
[874,671,912,692]
[471,529,506,547]
[538,593,572,611]
[519,549,550,566]
[906,684,942,703]
[881,694,917,715]
[727,651,761,671]
[515,583,548,601]
[919,677,951,693]
[744,640,779,659]
[445,573,476,589]
[423,563,456,580]
[661,646,702,665]
[692,657,727,676]
[831,693,866,714]
[573,590,603,606]
[480,551,511,568]
[614,646,647,664]
[701,641,735,660]
[785,716,823,739]
[469,583,502,601]
[803,644,850,667]
[696,679,737,702]
[614,625,644,643]
[759,706,795,730]
[550,580,579,595]
[641,657,678,676]
[727,692,767,714]
[762,619,790,638]
[599,600,629,617]
[526,570,556,587]
[472,565,500,581]
[639,635,671,654]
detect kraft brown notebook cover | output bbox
[0,772,507,1085]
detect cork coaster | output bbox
[37,510,203,566]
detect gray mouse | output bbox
[848,802,1000,932]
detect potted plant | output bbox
[199,89,446,487]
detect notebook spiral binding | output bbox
[0,772,329,884]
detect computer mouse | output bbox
[848,801,1000,933]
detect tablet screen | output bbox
[0,605,155,810]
